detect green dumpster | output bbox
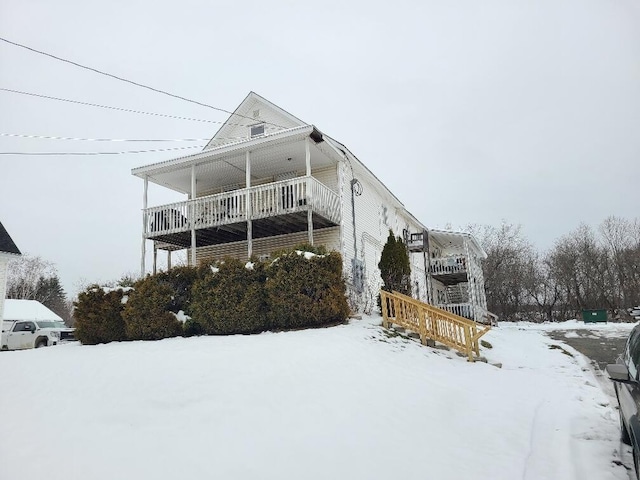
[582,309,607,323]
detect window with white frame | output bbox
[250,123,265,138]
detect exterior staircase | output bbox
[380,290,491,362]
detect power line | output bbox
[0,87,236,125]
[0,36,285,128]
[0,133,208,142]
[0,145,204,156]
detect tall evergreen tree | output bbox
[378,230,412,296]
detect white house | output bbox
[0,221,21,322]
[132,92,492,322]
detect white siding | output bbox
[312,166,338,193]
[207,98,303,149]
[197,227,340,264]
[0,257,7,322]
[337,161,427,309]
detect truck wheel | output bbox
[35,339,47,348]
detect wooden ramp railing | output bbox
[380,290,491,362]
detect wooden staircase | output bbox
[380,290,491,362]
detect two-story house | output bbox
[132,92,493,322]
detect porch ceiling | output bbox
[133,128,338,195]
[430,230,487,259]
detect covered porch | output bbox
[145,175,340,247]
[132,125,343,274]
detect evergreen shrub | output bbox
[74,285,127,345]
[265,249,349,330]
[190,258,268,335]
[378,230,412,296]
[122,276,183,341]
[154,265,201,314]
[183,317,204,337]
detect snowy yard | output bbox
[0,316,636,480]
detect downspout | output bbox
[350,177,359,260]
[423,229,433,304]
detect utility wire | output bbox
[0,145,204,156]
[0,133,208,142]
[0,36,285,128]
[0,87,254,127]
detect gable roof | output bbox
[2,299,63,323]
[203,91,307,150]
[0,221,21,256]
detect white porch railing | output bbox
[437,303,473,320]
[429,255,467,276]
[145,176,340,238]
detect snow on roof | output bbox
[2,299,63,322]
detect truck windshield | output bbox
[36,321,59,328]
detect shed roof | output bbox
[0,221,21,256]
[2,300,63,323]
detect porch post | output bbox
[463,238,476,321]
[246,151,253,258]
[153,242,157,275]
[305,137,313,245]
[140,175,148,278]
[190,164,196,267]
[167,250,172,270]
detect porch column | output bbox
[305,137,313,245]
[153,242,157,275]
[167,250,172,270]
[246,151,253,258]
[140,175,148,278]
[463,238,476,321]
[190,165,196,266]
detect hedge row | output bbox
[73,247,350,345]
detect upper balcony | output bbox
[144,176,340,248]
[429,254,468,284]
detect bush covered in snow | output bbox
[73,286,127,345]
[190,258,268,335]
[75,245,349,343]
[122,276,183,341]
[266,250,349,329]
[153,266,202,314]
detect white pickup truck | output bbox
[1,320,74,351]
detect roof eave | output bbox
[132,125,315,179]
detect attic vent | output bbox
[253,109,260,118]
[250,123,265,138]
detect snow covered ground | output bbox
[0,316,636,480]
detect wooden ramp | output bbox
[380,290,491,362]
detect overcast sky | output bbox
[1,0,639,296]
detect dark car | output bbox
[607,323,640,479]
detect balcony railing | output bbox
[144,176,341,238]
[436,303,473,320]
[429,255,467,276]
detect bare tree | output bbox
[469,222,533,320]
[522,252,560,321]
[6,255,56,300]
[6,254,72,324]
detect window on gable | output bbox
[250,123,265,138]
